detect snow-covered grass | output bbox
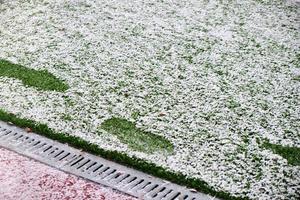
[0,0,299,199]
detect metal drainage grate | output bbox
[0,121,218,200]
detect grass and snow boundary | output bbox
[0,0,299,199]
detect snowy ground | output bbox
[0,0,299,199]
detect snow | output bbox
[0,0,299,199]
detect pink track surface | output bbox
[0,147,137,200]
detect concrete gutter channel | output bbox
[0,121,219,200]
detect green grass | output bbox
[0,108,248,200]
[100,117,173,153]
[262,141,300,166]
[292,75,300,81]
[0,59,69,92]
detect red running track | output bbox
[0,147,137,200]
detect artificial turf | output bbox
[0,59,68,92]
[262,141,300,166]
[101,117,174,153]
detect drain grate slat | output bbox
[163,191,181,200]
[88,163,103,174]
[69,156,85,167]
[55,151,69,160]
[112,173,131,184]
[148,186,166,198]
[77,159,91,169]
[84,161,97,171]
[96,166,110,175]
[120,176,137,187]
[133,180,151,192]
[0,121,218,200]
[1,131,15,140]
[104,169,119,180]
[153,188,173,200]
[12,133,23,141]
[48,148,60,156]
[21,138,36,148]
[100,168,117,179]
[124,178,144,190]
[130,179,145,190]
[63,155,82,166]
[53,150,65,158]
[31,142,47,151]
[143,183,160,194]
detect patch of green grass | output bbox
[100,117,173,153]
[182,55,194,64]
[0,59,69,92]
[131,111,140,120]
[292,75,300,81]
[61,114,73,121]
[295,53,300,66]
[226,98,241,109]
[262,141,300,166]
[0,108,248,200]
